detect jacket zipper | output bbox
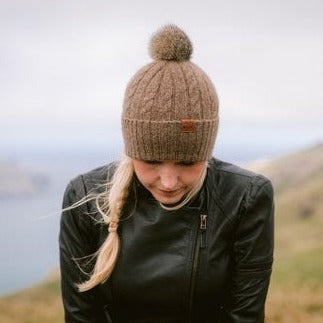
[188,214,207,322]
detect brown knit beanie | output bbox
[122,24,219,162]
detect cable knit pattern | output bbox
[121,24,219,161]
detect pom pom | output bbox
[149,24,192,61]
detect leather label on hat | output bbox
[181,119,196,132]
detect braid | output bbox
[77,156,134,292]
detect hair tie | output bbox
[108,220,119,233]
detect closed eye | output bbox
[143,160,162,165]
[176,161,196,167]
[142,160,197,167]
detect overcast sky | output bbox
[1,0,322,157]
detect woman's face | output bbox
[132,159,207,205]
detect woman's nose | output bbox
[159,164,178,190]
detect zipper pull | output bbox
[200,214,207,249]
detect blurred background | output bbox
[0,0,322,322]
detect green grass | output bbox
[272,246,323,286]
[0,278,64,323]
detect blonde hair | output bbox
[68,156,207,292]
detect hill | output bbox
[1,143,323,322]
[0,161,49,197]
[246,143,323,322]
[247,143,323,191]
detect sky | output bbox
[1,0,322,159]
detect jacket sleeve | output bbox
[59,176,99,323]
[222,177,274,323]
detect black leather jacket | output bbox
[59,158,274,323]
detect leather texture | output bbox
[59,158,274,323]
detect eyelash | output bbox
[144,161,195,167]
[144,160,161,165]
[177,161,195,167]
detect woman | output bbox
[59,24,274,323]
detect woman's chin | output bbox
[152,191,186,206]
